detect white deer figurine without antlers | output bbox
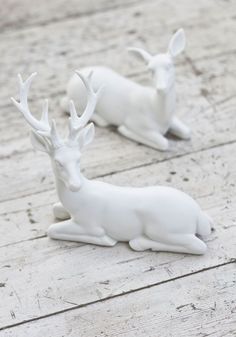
[12,72,212,255]
[61,28,191,151]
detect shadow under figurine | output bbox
[12,72,212,255]
[61,28,190,151]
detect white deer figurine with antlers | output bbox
[12,72,212,255]
[61,28,190,151]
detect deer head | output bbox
[11,71,102,192]
[128,28,186,93]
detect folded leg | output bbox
[129,234,207,255]
[53,202,70,220]
[169,117,191,139]
[118,125,168,151]
[47,220,116,246]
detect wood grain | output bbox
[1,261,235,336]
[0,141,235,328]
[0,129,236,246]
[1,0,235,108]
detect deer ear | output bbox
[78,123,95,150]
[30,130,50,153]
[168,28,186,57]
[127,47,153,64]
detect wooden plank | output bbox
[0,142,235,327]
[0,112,236,246]
[3,46,236,157]
[2,87,236,204]
[0,206,235,331]
[2,47,236,204]
[0,65,200,159]
[2,263,235,337]
[194,52,236,104]
[0,0,141,31]
[0,0,235,107]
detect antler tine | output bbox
[11,73,50,132]
[50,120,63,147]
[69,100,78,124]
[68,100,80,140]
[40,99,49,124]
[12,73,63,149]
[75,70,94,93]
[74,70,100,127]
[68,71,104,143]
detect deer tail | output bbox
[197,212,213,236]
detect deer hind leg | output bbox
[47,220,117,247]
[53,202,70,220]
[129,236,152,251]
[160,233,207,255]
[129,236,190,253]
[130,234,207,255]
[169,117,191,140]
[118,125,168,151]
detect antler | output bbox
[11,73,63,148]
[68,71,102,142]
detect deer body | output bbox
[12,71,212,255]
[53,175,208,244]
[63,66,176,135]
[61,29,190,150]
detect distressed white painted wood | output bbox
[1,64,205,158]
[0,137,236,247]
[1,261,235,336]
[2,0,233,33]
[194,52,236,104]
[0,210,235,330]
[0,142,235,328]
[0,0,141,31]
[2,91,236,205]
[0,0,235,107]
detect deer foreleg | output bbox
[169,117,191,140]
[53,202,70,220]
[118,125,169,151]
[47,220,116,246]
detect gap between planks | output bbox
[1,79,234,204]
[1,137,235,205]
[0,0,145,34]
[0,1,235,109]
[1,129,236,247]
[0,260,235,333]
[0,140,235,328]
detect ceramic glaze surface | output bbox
[61,28,191,151]
[12,72,212,255]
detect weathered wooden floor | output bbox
[0,0,236,336]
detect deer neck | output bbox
[54,171,90,211]
[152,83,176,125]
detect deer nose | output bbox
[68,183,81,192]
[68,179,81,192]
[155,70,169,92]
[156,84,168,93]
